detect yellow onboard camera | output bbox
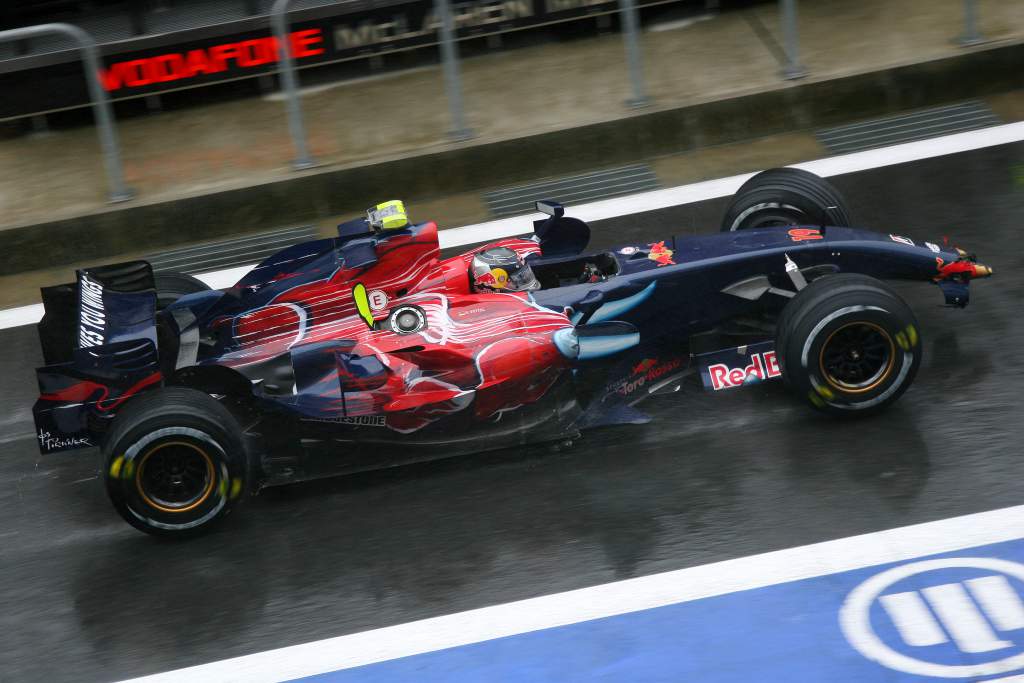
[367,200,409,231]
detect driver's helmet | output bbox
[471,247,539,292]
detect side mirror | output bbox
[535,199,564,218]
[572,289,604,325]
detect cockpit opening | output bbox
[530,253,620,289]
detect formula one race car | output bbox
[31,169,992,535]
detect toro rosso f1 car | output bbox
[31,169,992,535]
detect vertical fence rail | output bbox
[779,0,806,80]
[271,0,316,169]
[619,0,649,107]
[958,0,985,46]
[0,23,133,202]
[436,0,473,141]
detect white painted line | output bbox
[0,303,43,331]
[118,504,1024,683]
[194,264,252,290]
[4,120,1023,333]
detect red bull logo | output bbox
[648,241,675,267]
[707,351,781,391]
[632,358,658,375]
[476,267,509,289]
[613,357,683,396]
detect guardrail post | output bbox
[0,23,133,202]
[619,0,649,107]
[779,0,806,80]
[271,0,317,169]
[436,0,473,141]
[957,0,985,46]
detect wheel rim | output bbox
[745,213,799,229]
[819,322,896,393]
[135,441,215,513]
[731,204,808,231]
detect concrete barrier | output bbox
[3,40,1022,275]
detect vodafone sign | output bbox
[1,0,634,118]
[99,29,324,92]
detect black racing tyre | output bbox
[775,274,922,416]
[102,387,250,537]
[154,272,210,311]
[721,167,852,232]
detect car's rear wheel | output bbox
[154,272,210,311]
[721,167,852,232]
[103,387,249,537]
[775,274,921,415]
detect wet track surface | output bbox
[1,143,1022,681]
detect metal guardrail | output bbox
[779,0,805,80]
[958,0,985,46]
[3,1,991,204]
[271,0,316,170]
[437,0,472,141]
[0,23,132,203]
[621,0,649,106]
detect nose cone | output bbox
[973,263,993,278]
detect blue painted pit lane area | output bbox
[115,505,1024,683]
[294,537,1024,682]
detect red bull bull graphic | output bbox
[647,241,676,267]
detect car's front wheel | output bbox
[775,274,922,415]
[103,387,250,537]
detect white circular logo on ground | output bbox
[840,557,1024,678]
[367,290,389,311]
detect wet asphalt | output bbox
[0,142,1022,682]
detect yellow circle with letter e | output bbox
[491,268,509,289]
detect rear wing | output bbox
[38,261,157,364]
[33,261,163,454]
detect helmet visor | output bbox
[507,262,540,291]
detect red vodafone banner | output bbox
[99,29,325,92]
[1,0,710,119]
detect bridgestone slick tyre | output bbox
[721,167,852,232]
[775,274,922,415]
[103,387,249,537]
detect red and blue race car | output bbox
[31,169,992,535]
